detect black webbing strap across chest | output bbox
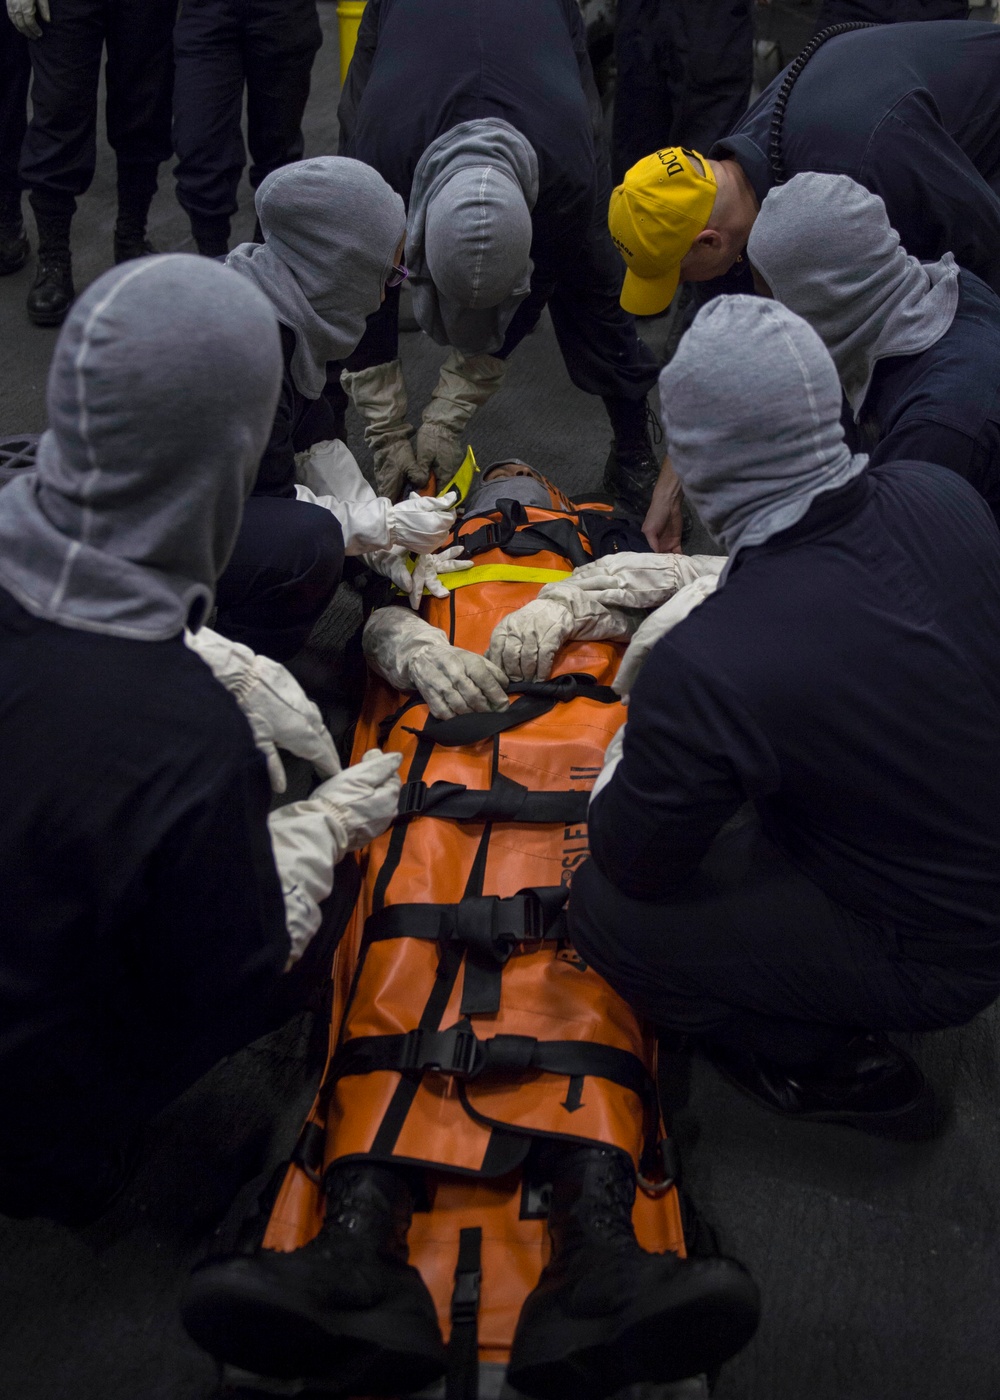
[768,22,880,184]
[396,772,589,826]
[458,498,591,568]
[404,672,617,749]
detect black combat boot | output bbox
[601,396,663,524]
[26,205,74,327]
[508,1145,760,1400]
[190,213,231,259]
[0,191,29,276]
[113,185,157,264]
[182,1161,446,1390]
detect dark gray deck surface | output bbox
[1,7,998,1399]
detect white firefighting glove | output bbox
[185,626,340,793]
[590,723,626,805]
[415,350,507,483]
[487,586,641,683]
[388,490,459,552]
[268,750,403,965]
[614,574,721,700]
[364,607,508,720]
[559,552,726,611]
[294,438,391,554]
[7,0,49,39]
[340,360,426,500]
[294,443,457,555]
[362,544,473,610]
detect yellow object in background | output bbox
[337,0,366,87]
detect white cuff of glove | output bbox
[553,552,726,612]
[590,724,626,805]
[614,574,721,700]
[267,751,402,966]
[295,483,393,554]
[184,626,340,792]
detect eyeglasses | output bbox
[385,261,409,289]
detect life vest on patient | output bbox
[259,453,686,1385]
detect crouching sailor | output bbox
[0,256,402,1224]
[571,296,1000,1132]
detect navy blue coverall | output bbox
[172,0,323,254]
[0,15,30,206]
[611,0,754,184]
[849,269,1000,529]
[337,0,658,412]
[570,464,1000,1066]
[18,0,175,220]
[702,22,1000,303]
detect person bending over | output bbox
[337,0,662,519]
[569,296,1000,1133]
[0,256,402,1225]
[218,156,460,662]
[747,172,1000,531]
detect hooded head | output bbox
[0,255,282,640]
[226,156,406,399]
[407,120,538,355]
[747,172,959,416]
[660,296,867,562]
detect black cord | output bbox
[768,23,881,185]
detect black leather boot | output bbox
[182,1161,446,1390]
[26,209,74,327]
[0,191,29,276]
[114,182,157,263]
[601,396,663,523]
[704,1032,934,1136]
[508,1145,760,1400]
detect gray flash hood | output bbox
[407,119,538,355]
[0,255,283,640]
[227,156,406,399]
[747,172,960,417]
[660,296,867,567]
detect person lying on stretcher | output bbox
[364,459,727,713]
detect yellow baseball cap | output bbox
[609,148,717,315]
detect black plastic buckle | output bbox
[451,1268,482,1323]
[397,781,427,818]
[401,1023,483,1079]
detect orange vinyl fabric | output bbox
[261,487,686,1368]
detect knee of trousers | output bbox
[280,501,345,596]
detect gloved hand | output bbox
[363,543,473,610]
[557,552,726,612]
[614,574,720,700]
[267,750,402,965]
[415,349,507,484]
[409,645,509,720]
[308,748,405,852]
[487,587,638,683]
[388,489,458,552]
[7,0,49,39]
[185,626,340,793]
[340,360,427,501]
[363,606,508,719]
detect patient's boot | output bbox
[181,1161,446,1390]
[508,1145,760,1400]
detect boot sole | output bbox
[182,1258,446,1391]
[508,1259,760,1400]
[27,306,72,328]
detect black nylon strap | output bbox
[396,774,589,825]
[407,673,617,747]
[329,1021,653,1103]
[364,886,569,956]
[446,1227,482,1400]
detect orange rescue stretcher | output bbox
[256,456,687,1393]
